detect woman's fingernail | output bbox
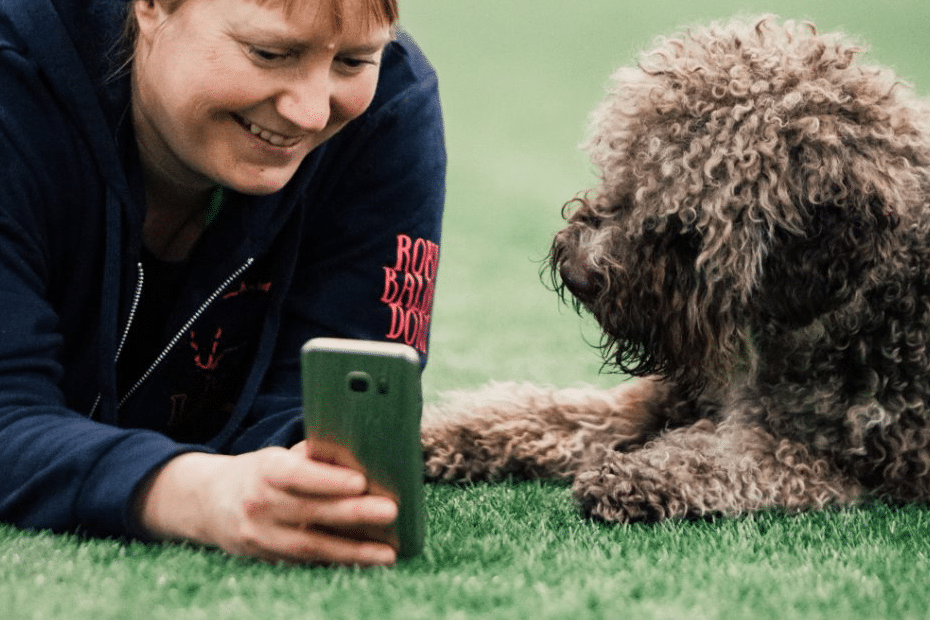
[369,546,396,565]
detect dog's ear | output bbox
[656,175,904,382]
[757,196,899,327]
[685,174,903,337]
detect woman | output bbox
[0,0,445,566]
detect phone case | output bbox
[301,337,425,558]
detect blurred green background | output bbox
[400,0,930,401]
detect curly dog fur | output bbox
[422,16,930,522]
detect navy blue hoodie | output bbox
[0,0,445,539]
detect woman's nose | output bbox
[276,72,332,132]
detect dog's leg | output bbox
[422,376,690,482]
[573,417,864,522]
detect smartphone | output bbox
[301,337,425,558]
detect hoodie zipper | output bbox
[89,261,144,420]
[118,257,256,409]
[90,257,255,419]
[117,262,146,361]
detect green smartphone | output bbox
[301,337,425,558]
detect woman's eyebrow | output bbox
[232,21,392,52]
[341,40,391,55]
[339,30,394,53]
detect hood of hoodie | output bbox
[4,0,136,205]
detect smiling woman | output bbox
[132,0,394,208]
[0,0,444,567]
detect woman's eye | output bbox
[248,46,292,62]
[335,56,377,72]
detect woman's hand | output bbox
[137,442,399,566]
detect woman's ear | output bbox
[134,0,169,46]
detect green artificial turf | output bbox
[4,0,930,617]
[3,487,929,620]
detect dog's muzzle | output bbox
[559,259,599,304]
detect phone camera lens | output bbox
[347,371,371,393]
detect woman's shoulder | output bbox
[386,29,439,83]
[368,28,441,112]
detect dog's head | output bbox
[551,16,930,389]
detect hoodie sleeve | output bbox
[0,29,206,540]
[228,32,447,452]
[0,165,201,541]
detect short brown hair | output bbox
[117,0,399,72]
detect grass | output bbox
[3,487,930,619]
[5,0,930,618]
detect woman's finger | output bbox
[260,447,368,497]
[245,520,398,566]
[263,486,398,530]
[305,437,366,472]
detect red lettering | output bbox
[384,303,430,353]
[380,267,399,304]
[386,304,405,340]
[398,272,419,307]
[383,235,438,353]
[413,312,430,352]
[410,238,427,275]
[393,234,412,271]
[411,274,426,309]
[402,309,419,346]
[190,328,225,371]
[417,277,436,314]
[423,241,439,281]
[222,281,272,299]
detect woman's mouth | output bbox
[232,114,301,148]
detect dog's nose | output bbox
[559,260,598,303]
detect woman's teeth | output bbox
[242,118,300,147]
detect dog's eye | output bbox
[680,207,699,227]
[685,230,702,251]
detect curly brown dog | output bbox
[422,16,930,522]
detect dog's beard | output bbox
[548,251,687,382]
[549,246,726,399]
[548,212,733,395]
[550,226,661,370]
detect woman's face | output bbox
[132,0,392,196]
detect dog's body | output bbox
[422,17,930,522]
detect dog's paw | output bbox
[571,456,689,523]
[421,424,508,483]
[421,425,470,482]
